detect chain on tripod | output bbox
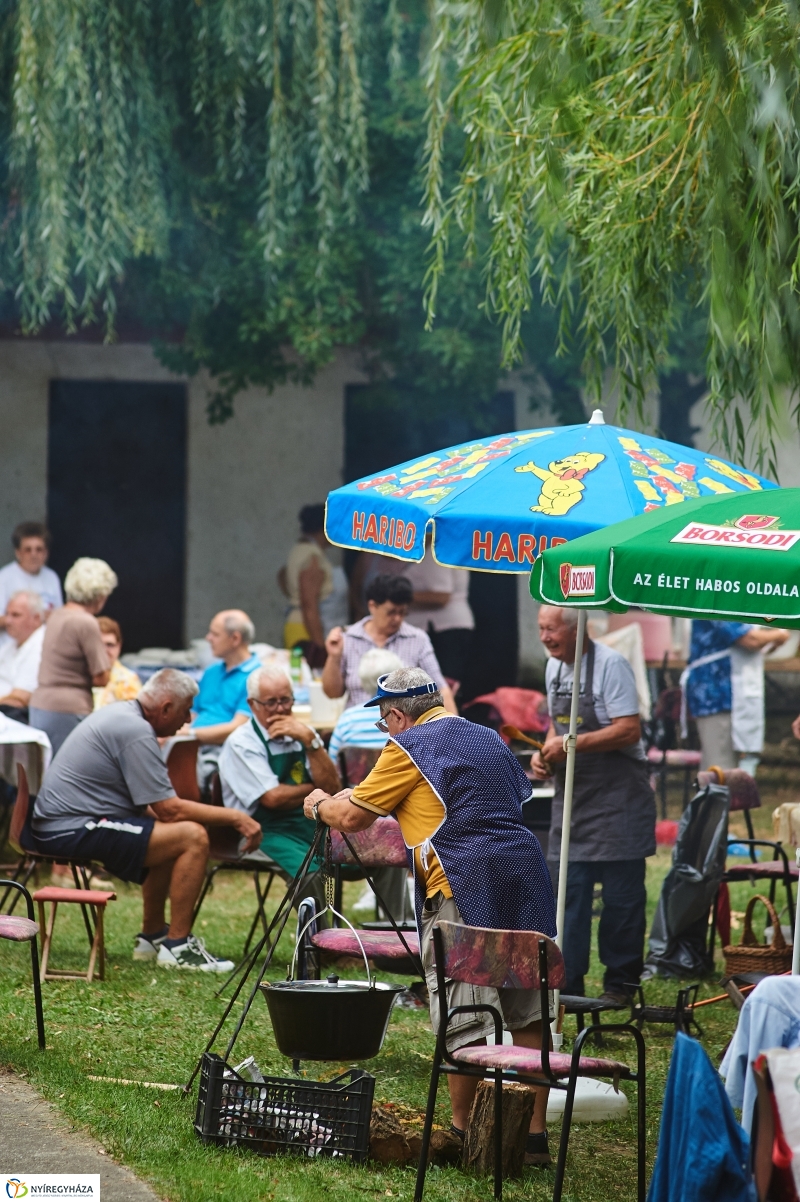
[323,826,335,910]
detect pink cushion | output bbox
[647,748,702,766]
[329,818,408,867]
[32,887,116,904]
[452,1043,632,1078]
[697,768,761,811]
[312,928,420,960]
[0,915,39,942]
[725,861,798,879]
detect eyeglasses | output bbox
[252,696,294,711]
[374,718,389,733]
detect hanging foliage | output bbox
[0,0,701,436]
[423,0,800,471]
[3,0,369,348]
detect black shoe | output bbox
[525,1130,551,1167]
[598,990,629,1008]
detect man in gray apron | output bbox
[532,606,656,1003]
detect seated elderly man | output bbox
[219,665,340,902]
[303,667,557,1164]
[30,668,261,973]
[190,610,261,792]
[0,590,45,723]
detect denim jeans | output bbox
[550,858,647,995]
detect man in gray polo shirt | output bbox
[531,605,656,1004]
[31,668,261,973]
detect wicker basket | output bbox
[723,893,793,976]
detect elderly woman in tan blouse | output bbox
[29,557,117,756]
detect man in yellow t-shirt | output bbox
[304,667,556,1165]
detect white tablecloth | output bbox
[0,713,52,794]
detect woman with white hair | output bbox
[29,557,118,756]
[327,647,404,759]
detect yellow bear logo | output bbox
[515,452,605,516]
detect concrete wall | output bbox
[0,340,365,648]
[185,356,359,643]
[0,337,575,671]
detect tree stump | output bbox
[462,1081,535,1177]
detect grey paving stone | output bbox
[0,1070,161,1200]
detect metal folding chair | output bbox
[414,920,646,1202]
[705,768,797,944]
[191,773,279,958]
[0,879,45,1048]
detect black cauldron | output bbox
[260,976,404,1061]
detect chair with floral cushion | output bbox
[413,920,646,1202]
[0,879,45,1049]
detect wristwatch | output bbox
[307,732,324,752]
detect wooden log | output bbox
[369,1106,412,1164]
[462,1080,535,1178]
[407,1128,463,1166]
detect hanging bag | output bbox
[723,894,792,976]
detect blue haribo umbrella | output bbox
[325,409,776,964]
[325,410,776,568]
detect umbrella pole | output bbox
[794,850,800,975]
[551,609,586,1040]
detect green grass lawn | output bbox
[0,799,784,1201]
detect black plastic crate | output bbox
[194,1053,375,1161]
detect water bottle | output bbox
[290,646,303,686]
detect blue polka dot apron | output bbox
[391,715,556,936]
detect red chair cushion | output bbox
[0,915,39,942]
[311,928,420,960]
[32,887,116,904]
[451,1043,632,1079]
[724,861,798,879]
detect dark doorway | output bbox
[343,388,518,701]
[47,381,187,652]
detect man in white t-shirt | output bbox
[0,522,63,630]
[0,590,46,721]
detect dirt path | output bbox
[0,1070,161,1200]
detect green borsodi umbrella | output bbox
[530,488,800,974]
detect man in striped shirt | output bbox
[321,574,457,712]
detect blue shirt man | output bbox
[193,654,261,728]
[190,610,261,790]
